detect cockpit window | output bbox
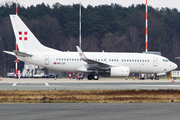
[163,59,169,62]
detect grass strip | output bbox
[0,89,179,103]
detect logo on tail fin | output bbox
[19,31,28,41]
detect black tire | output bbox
[155,76,159,80]
[94,74,99,80]
[173,77,176,80]
[87,75,93,80]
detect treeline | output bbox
[0,2,180,76]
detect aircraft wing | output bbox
[76,46,110,68]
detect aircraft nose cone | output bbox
[172,62,178,70]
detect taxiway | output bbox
[0,78,179,90]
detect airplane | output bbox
[3,14,178,80]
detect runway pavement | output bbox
[0,78,179,90]
[0,103,179,120]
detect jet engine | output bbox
[110,66,130,77]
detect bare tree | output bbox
[101,32,130,52]
[82,33,100,52]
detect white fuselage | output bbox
[17,51,177,74]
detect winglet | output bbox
[76,46,110,67]
[76,46,88,60]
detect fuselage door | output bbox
[45,55,50,65]
[153,57,158,67]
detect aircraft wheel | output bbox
[87,74,93,80]
[94,74,99,80]
[155,76,159,80]
[87,75,91,80]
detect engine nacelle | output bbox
[110,66,130,77]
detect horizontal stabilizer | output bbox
[13,50,33,57]
[3,51,16,56]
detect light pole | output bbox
[4,68,5,77]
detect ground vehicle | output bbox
[48,74,59,78]
[171,71,180,80]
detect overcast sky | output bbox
[1,0,180,10]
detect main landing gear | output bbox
[155,76,159,80]
[87,74,99,80]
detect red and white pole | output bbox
[15,59,18,78]
[145,0,148,52]
[15,44,18,78]
[69,72,71,79]
[15,0,18,78]
[16,0,18,15]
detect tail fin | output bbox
[10,15,59,53]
